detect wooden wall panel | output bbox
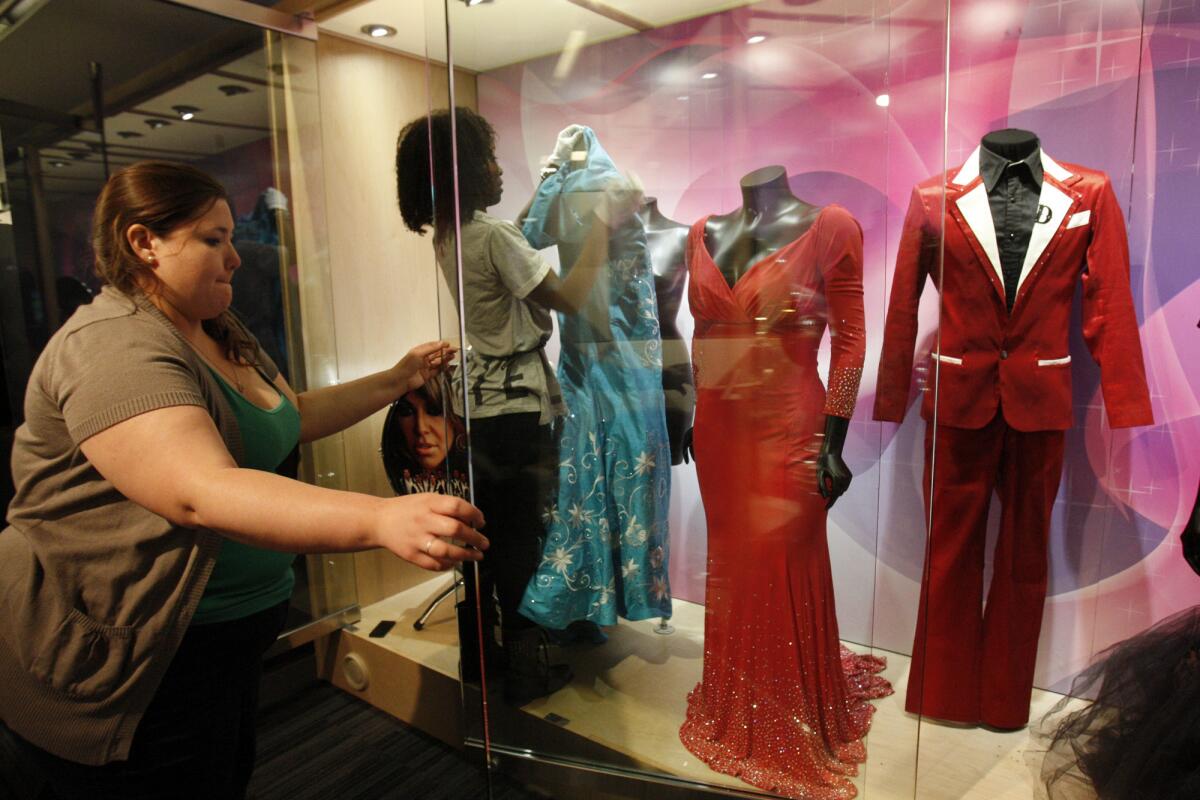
[315,33,477,606]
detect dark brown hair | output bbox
[395,107,501,242]
[92,160,257,364]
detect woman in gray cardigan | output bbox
[0,161,487,798]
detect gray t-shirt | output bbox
[436,211,565,423]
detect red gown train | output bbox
[679,205,892,800]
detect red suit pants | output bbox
[906,412,1065,728]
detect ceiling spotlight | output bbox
[875,93,891,107]
[747,34,767,44]
[172,105,201,121]
[49,160,69,168]
[145,118,171,130]
[701,71,718,80]
[360,23,396,38]
[463,0,493,6]
[218,84,251,96]
[116,130,143,139]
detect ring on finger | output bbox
[422,537,437,554]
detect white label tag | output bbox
[1066,210,1091,229]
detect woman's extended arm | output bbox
[285,340,453,444]
[79,403,486,571]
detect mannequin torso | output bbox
[637,198,694,465]
[703,166,821,288]
[638,198,688,337]
[692,165,852,507]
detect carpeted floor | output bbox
[248,681,540,800]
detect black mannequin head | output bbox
[981,128,1039,161]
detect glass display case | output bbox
[378,0,1196,798]
[4,1,1195,798]
[428,1,945,797]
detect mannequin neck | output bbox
[638,199,686,232]
[639,197,667,227]
[739,165,800,219]
[981,128,1040,162]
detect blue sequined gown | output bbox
[518,127,672,628]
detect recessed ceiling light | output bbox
[172,105,201,121]
[463,0,493,6]
[875,94,891,107]
[360,23,396,38]
[116,131,143,139]
[49,160,69,168]
[747,34,767,44]
[145,118,171,130]
[218,84,251,96]
[701,72,718,80]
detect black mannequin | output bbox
[637,197,694,465]
[981,127,1039,161]
[686,166,852,508]
[1184,481,1200,576]
[1187,321,1200,577]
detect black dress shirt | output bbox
[980,145,1044,312]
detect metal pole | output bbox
[22,148,60,332]
[90,61,109,179]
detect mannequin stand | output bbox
[413,575,463,631]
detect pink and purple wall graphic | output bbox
[478,0,1199,693]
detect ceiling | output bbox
[320,0,759,73]
[0,0,282,196]
[321,0,945,74]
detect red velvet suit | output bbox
[874,148,1152,727]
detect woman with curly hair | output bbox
[396,107,623,703]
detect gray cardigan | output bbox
[0,286,277,765]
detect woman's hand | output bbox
[393,340,457,396]
[373,493,488,571]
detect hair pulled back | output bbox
[395,106,501,242]
[92,160,258,364]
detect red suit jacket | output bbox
[874,148,1153,431]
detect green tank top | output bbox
[192,365,302,625]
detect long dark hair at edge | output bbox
[395,106,501,243]
[92,160,258,365]
[1040,605,1200,799]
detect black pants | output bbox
[7,600,288,800]
[463,413,557,637]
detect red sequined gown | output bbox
[679,205,892,800]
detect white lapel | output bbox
[1015,151,1076,295]
[952,148,1003,287]
[951,147,982,185]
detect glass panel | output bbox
[442,1,950,797]
[0,0,353,633]
[262,28,359,626]
[914,2,1190,799]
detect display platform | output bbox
[332,577,1082,799]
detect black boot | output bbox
[502,626,573,705]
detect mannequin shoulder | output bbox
[816,204,863,242]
